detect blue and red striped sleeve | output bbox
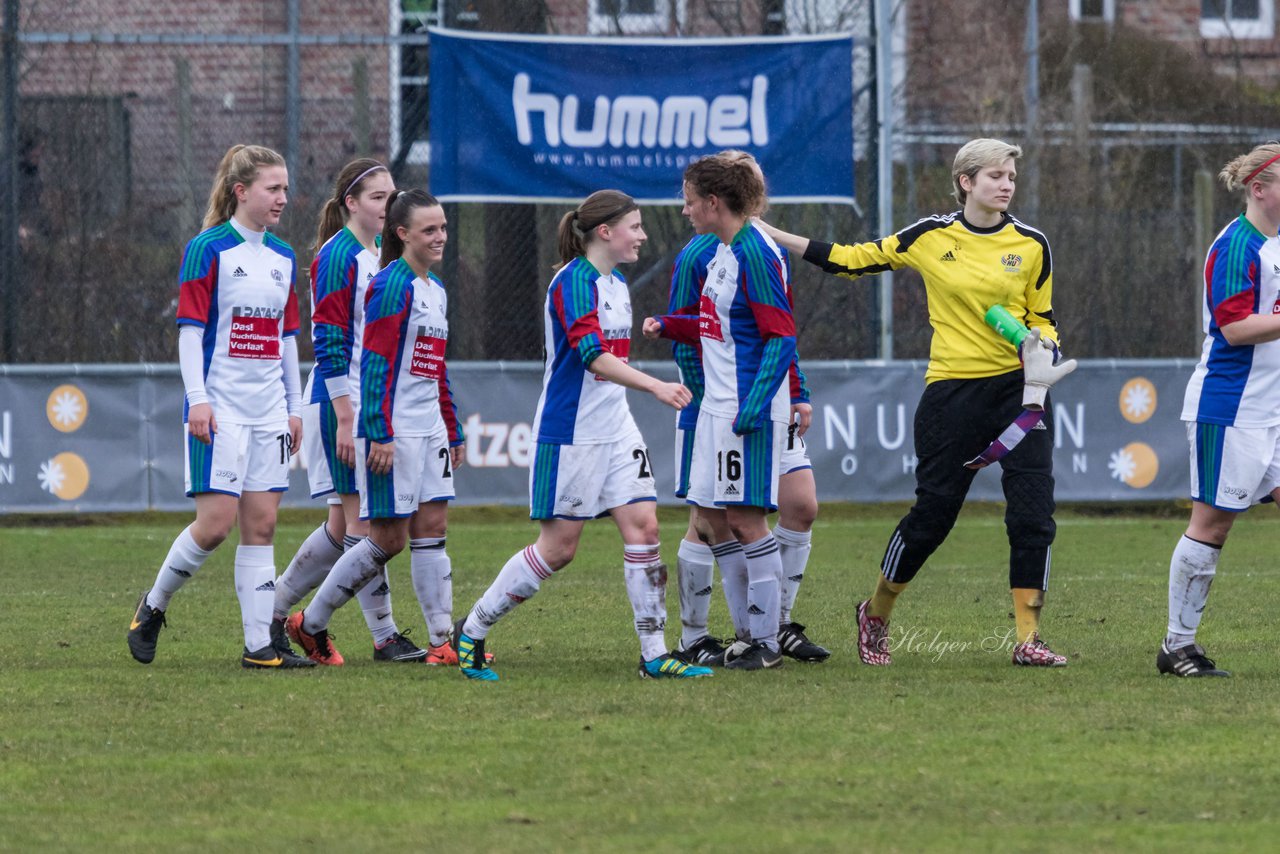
[733,234,797,434]
[1208,220,1263,328]
[312,240,358,382]
[437,366,464,446]
[359,263,412,443]
[651,312,701,346]
[553,262,605,367]
[176,232,219,328]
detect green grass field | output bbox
[2,502,1279,853]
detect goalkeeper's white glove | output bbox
[1021,328,1077,411]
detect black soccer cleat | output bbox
[269,617,308,660]
[723,641,784,671]
[672,634,730,667]
[777,621,831,662]
[373,630,429,663]
[127,591,167,664]
[1156,641,1230,677]
[242,643,317,669]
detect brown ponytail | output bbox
[311,158,388,255]
[555,189,638,268]
[379,188,441,269]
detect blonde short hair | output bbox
[952,138,1022,205]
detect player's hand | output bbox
[790,402,813,437]
[287,415,303,457]
[653,381,691,410]
[450,444,465,471]
[188,402,216,445]
[642,317,663,339]
[367,440,395,476]
[1021,328,1077,411]
[335,398,356,468]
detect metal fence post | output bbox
[2,0,19,362]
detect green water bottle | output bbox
[984,305,1029,348]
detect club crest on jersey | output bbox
[271,268,284,283]
[1001,253,1023,272]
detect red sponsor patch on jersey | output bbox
[410,334,446,380]
[228,315,281,359]
[699,294,724,342]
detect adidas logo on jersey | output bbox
[232,267,248,277]
[1274,264,1280,274]
[603,301,613,310]
[940,250,957,262]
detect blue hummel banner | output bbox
[427,28,854,204]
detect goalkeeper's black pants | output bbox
[879,370,1056,590]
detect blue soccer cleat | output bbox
[639,653,714,679]
[452,618,498,681]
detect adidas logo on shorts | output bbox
[724,484,740,497]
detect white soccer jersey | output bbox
[697,224,795,429]
[309,227,379,410]
[360,259,453,441]
[176,221,299,426]
[532,256,639,445]
[1183,218,1280,428]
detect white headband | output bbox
[343,165,386,200]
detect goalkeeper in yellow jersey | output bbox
[759,138,1074,667]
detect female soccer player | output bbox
[451,189,709,682]
[660,153,827,667]
[644,153,798,672]
[288,189,466,666]
[127,144,312,669]
[272,159,428,665]
[1158,142,1280,678]
[758,138,1072,668]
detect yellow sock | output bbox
[868,576,909,620]
[1012,588,1044,644]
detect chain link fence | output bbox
[1,1,1277,365]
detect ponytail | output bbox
[555,189,638,268]
[379,188,440,269]
[312,157,388,254]
[201,144,285,230]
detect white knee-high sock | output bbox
[274,523,343,620]
[713,540,749,640]
[743,533,782,652]
[1166,535,1221,648]
[463,545,553,640]
[410,536,453,647]
[147,525,214,611]
[346,535,397,645]
[303,538,389,634]
[624,544,668,662]
[773,524,812,626]
[677,539,715,648]
[234,545,276,651]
